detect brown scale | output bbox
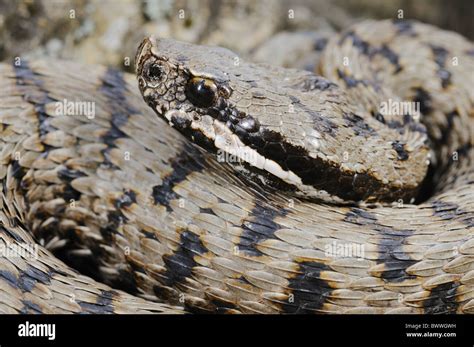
[0,20,472,314]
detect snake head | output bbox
[135,37,307,191]
[135,36,430,203]
[135,37,236,149]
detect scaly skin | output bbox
[0,20,473,314]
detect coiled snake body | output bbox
[0,20,473,314]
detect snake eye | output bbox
[186,77,218,108]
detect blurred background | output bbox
[0,0,473,72]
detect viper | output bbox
[0,19,473,314]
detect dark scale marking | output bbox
[237,204,288,257]
[431,200,460,220]
[343,112,376,137]
[100,210,126,242]
[339,31,370,55]
[429,45,452,88]
[438,69,451,89]
[386,120,403,130]
[237,275,253,285]
[95,190,136,271]
[0,224,25,243]
[336,69,382,93]
[371,44,402,73]
[337,69,368,88]
[386,115,426,135]
[404,114,427,134]
[18,275,36,292]
[314,37,328,51]
[12,61,58,183]
[20,300,43,314]
[375,226,417,281]
[99,67,139,151]
[413,88,433,115]
[61,184,82,203]
[283,261,332,313]
[440,110,458,145]
[288,96,338,137]
[212,302,238,314]
[99,150,122,171]
[408,122,428,135]
[100,67,138,113]
[101,126,127,147]
[0,266,52,293]
[0,270,18,288]
[12,61,88,212]
[23,265,52,286]
[57,168,87,182]
[10,160,26,181]
[13,61,58,138]
[96,290,116,309]
[78,290,116,314]
[393,20,417,36]
[391,141,409,161]
[161,230,208,287]
[452,143,472,161]
[430,200,474,227]
[423,282,460,314]
[372,112,386,124]
[142,230,157,239]
[344,208,416,282]
[403,114,413,124]
[199,207,215,215]
[430,45,449,66]
[152,143,204,211]
[90,191,143,292]
[292,75,338,92]
[114,189,137,209]
[343,208,377,225]
[342,28,403,73]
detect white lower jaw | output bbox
[162,110,303,186]
[212,120,303,186]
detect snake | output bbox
[0,19,473,314]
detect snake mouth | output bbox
[159,108,307,190]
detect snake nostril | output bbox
[147,64,164,81]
